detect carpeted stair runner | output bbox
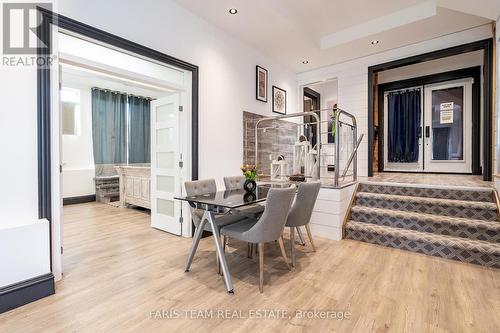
[345,182,500,268]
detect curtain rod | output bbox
[388,88,421,94]
[91,86,153,100]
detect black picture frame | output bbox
[256,65,268,102]
[272,86,286,115]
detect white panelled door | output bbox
[151,94,182,235]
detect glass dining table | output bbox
[174,184,291,293]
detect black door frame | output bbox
[36,8,199,270]
[377,66,481,175]
[368,38,493,180]
[303,87,321,147]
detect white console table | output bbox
[115,165,151,209]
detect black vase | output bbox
[243,192,257,203]
[243,179,256,192]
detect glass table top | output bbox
[174,184,292,209]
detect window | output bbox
[61,87,81,135]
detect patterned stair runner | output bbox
[345,182,500,268]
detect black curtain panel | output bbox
[387,89,421,163]
[128,95,151,163]
[91,88,128,164]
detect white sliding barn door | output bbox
[151,94,182,235]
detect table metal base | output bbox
[184,210,234,293]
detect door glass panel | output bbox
[157,198,174,216]
[157,175,174,192]
[431,86,463,160]
[156,104,175,122]
[157,128,173,146]
[157,152,174,168]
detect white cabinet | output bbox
[115,165,151,209]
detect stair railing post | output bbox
[334,109,340,188]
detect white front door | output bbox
[151,94,182,235]
[423,79,472,173]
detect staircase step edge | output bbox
[356,192,498,210]
[346,221,500,254]
[350,206,500,228]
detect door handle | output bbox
[425,126,430,138]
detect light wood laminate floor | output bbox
[1,202,499,332]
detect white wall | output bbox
[0,69,39,223]
[0,220,51,287]
[61,83,95,198]
[58,0,298,189]
[0,16,47,287]
[298,25,493,177]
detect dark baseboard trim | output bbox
[63,195,96,206]
[0,273,55,314]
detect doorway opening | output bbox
[49,28,195,282]
[381,77,476,173]
[302,80,338,173]
[368,39,493,180]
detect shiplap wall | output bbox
[297,25,493,178]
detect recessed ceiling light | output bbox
[302,60,309,64]
[371,40,380,45]
[228,8,238,14]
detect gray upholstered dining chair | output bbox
[223,175,246,190]
[184,179,248,273]
[223,176,265,218]
[220,187,296,293]
[286,181,321,267]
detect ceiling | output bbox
[61,64,173,99]
[175,0,499,72]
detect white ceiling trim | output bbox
[320,0,437,49]
[438,0,500,21]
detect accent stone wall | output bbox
[243,111,298,177]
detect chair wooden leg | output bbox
[278,236,291,270]
[258,243,264,293]
[290,227,296,267]
[305,224,316,252]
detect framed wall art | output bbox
[256,65,268,102]
[272,86,286,115]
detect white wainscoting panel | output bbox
[0,219,51,288]
[309,184,356,240]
